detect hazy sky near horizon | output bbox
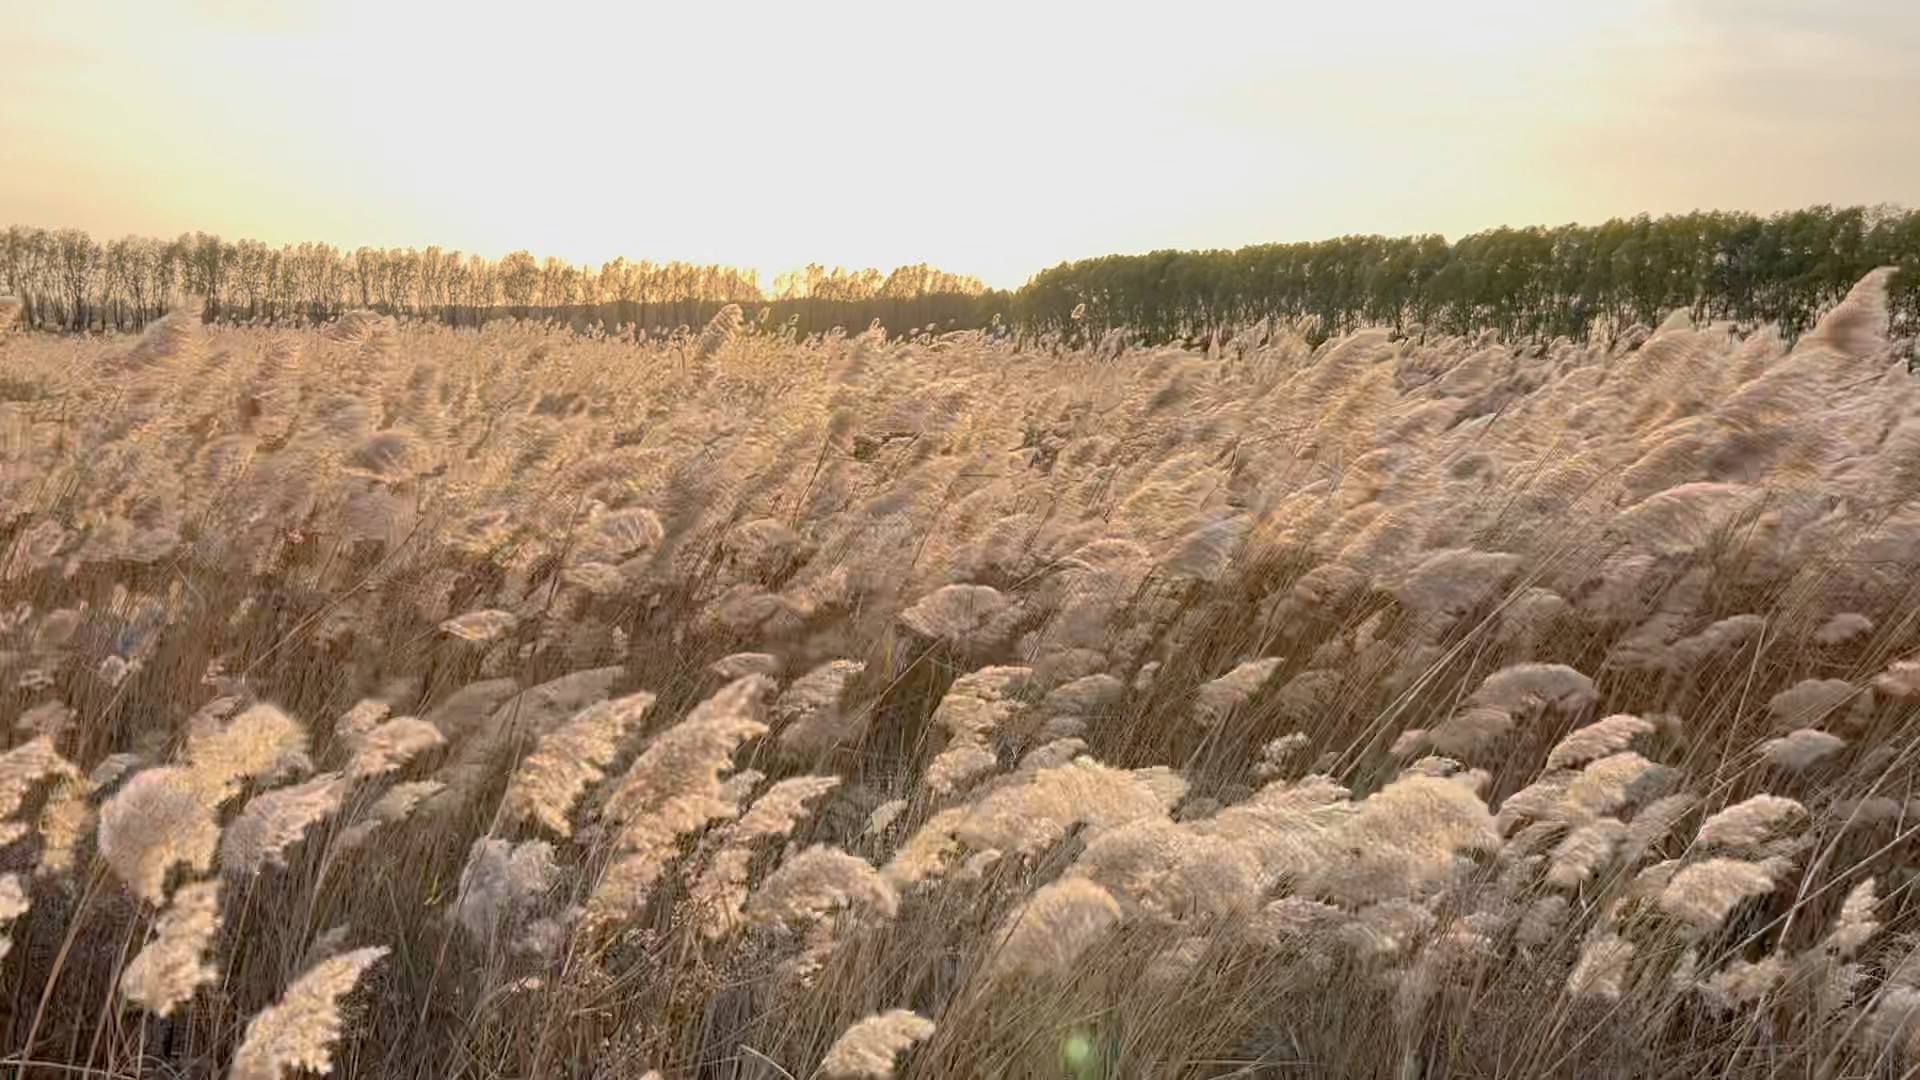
[3,0,1917,289]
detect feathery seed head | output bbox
[228,946,388,1080]
[746,844,897,931]
[99,767,220,903]
[122,879,222,1016]
[819,1010,935,1080]
[992,877,1123,980]
[346,717,445,779]
[221,773,350,875]
[1661,857,1783,932]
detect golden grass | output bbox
[0,280,1913,1078]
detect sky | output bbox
[3,0,1917,290]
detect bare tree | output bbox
[54,228,100,330]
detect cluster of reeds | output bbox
[0,277,1914,1078]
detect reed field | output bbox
[0,271,1916,1080]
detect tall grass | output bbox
[0,281,1914,1079]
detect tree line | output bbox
[0,226,1003,338]
[1022,205,1920,344]
[6,204,1919,344]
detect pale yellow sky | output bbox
[3,0,1917,289]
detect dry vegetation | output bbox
[0,273,1916,1080]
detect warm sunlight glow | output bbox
[5,0,1919,286]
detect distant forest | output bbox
[5,204,1918,343]
[0,228,1004,340]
